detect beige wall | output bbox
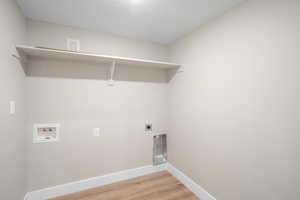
[27,20,169,62]
[168,1,300,200]
[2,1,300,198]
[0,0,27,199]
[25,21,169,191]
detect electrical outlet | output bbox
[9,101,15,115]
[145,123,152,134]
[93,128,100,137]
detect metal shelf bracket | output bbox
[108,60,116,86]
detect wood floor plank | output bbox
[49,171,198,200]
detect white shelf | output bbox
[16,45,180,70]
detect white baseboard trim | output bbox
[24,163,216,200]
[24,164,167,200]
[166,163,216,200]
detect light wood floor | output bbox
[49,171,198,200]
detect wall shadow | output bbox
[26,57,170,83]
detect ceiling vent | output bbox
[67,38,80,52]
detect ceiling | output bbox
[17,0,244,44]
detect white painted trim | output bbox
[24,164,167,200]
[24,163,216,200]
[16,45,181,69]
[166,163,216,200]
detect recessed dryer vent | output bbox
[153,134,167,165]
